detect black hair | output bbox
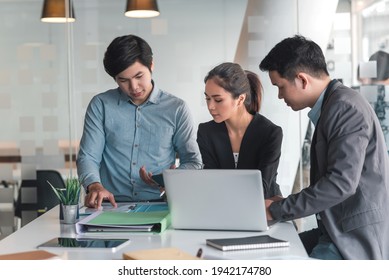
[259,35,329,81]
[204,62,262,113]
[103,34,153,78]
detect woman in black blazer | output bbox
[197,62,283,198]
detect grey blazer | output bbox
[270,80,389,259]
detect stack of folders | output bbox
[206,235,290,251]
[76,211,170,234]
[76,203,171,234]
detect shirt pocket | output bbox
[147,126,174,154]
[105,116,135,146]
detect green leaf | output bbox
[47,176,81,205]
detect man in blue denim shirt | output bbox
[77,35,202,208]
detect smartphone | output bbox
[37,237,130,252]
[151,173,164,187]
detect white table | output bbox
[0,205,308,260]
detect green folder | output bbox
[81,211,171,233]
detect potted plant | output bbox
[48,177,81,224]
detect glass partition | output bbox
[352,0,389,152]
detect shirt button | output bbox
[134,193,138,195]
[134,144,138,148]
[132,162,136,165]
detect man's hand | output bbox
[139,166,156,186]
[265,195,284,220]
[84,182,117,209]
[139,164,176,186]
[139,165,176,197]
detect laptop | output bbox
[163,169,269,231]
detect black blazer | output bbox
[197,113,283,198]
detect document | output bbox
[206,234,290,251]
[79,202,167,216]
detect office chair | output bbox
[14,179,39,227]
[36,170,65,213]
[0,186,16,237]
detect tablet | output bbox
[151,174,164,187]
[37,237,130,252]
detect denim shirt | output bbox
[307,87,326,221]
[77,83,202,202]
[308,88,326,126]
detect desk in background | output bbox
[0,205,308,260]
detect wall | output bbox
[234,0,338,195]
[0,0,338,195]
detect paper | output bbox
[79,202,168,216]
[79,203,137,216]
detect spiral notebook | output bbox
[206,234,289,251]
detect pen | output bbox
[160,190,166,197]
[128,204,136,211]
[196,248,203,258]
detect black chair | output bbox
[36,170,65,213]
[14,179,39,227]
[0,186,16,236]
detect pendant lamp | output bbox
[125,0,160,18]
[41,0,76,23]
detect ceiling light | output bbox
[125,0,160,18]
[41,0,76,23]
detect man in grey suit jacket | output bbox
[259,35,389,260]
